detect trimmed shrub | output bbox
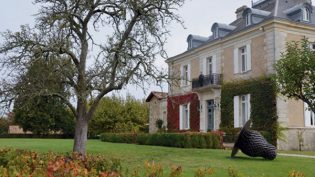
[100,132,223,149]
[0,134,74,139]
[99,133,136,144]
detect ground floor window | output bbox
[234,94,251,128]
[305,103,315,127]
[180,104,190,130]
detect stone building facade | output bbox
[148,0,315,150]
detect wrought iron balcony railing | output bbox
[192,73,222,89]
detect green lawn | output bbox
[0,138,314,177]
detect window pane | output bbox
[240,95,248,126]
[239,46,247,72]
[207,57,213,74]
[183,65,188,85]
[182,105,189,129]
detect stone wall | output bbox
[278,128,315,151]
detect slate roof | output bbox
[166,0,315,62]
[187,35,209,42]
[213,23,237,31]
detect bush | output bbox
[89,96,149,137]
[0,148,121,177]
[0,134,73,139]
[100,132,223,149]
[0,118,9,135]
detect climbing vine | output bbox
[220,77,278,145]
[167,93,200,132]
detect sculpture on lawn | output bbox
[231,120,277,160]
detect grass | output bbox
[0,138,314,177]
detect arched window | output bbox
[246,13,251,26]
[303,8,310,22]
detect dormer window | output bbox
[211,23,236,40]
[214,27,219,39]
[246,13,252,26]
[284,3,312,23]
[303,8,310,22]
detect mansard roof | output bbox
[211,23,237,31]
[243,8,271,17]
[186,35,209,43]
[166,0,315,62]
[283,3,312,15]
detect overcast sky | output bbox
[0,0,304,99]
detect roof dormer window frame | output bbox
[246,13,252,26]
[214,27,219,39]
[302,7,310,22]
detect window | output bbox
[180,104,190,130]
[239,46,247,72]
[214,27,219,39]
[310,43,315,51]
[234,44,251,74]
[188,40,193,49]
[240,95,249,126]
[302,8,310,22]
[206,56,213,75]
[181,64,190,86]
[246,13,251,26]
[304,103,315,127]
[234,94,251,128]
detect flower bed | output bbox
[0,148,121,177]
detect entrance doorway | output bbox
[207,100,215,131]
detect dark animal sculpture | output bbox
[231,120,277,160]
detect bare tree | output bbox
[0,0,184,154]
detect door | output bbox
[207,100,215,131]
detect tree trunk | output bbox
[73,116,88,154]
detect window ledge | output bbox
[234,70,252,75]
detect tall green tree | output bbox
[0,118,10,135]
[274,38,315,113]
[0,0,184,154]
[14,96,74,136]
[13,59,74,136]
[89,96,148,136]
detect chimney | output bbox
[235,5,248,19]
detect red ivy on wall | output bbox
[167,93,200,132]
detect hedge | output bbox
[100,132,223,149]
[0,134,74,139]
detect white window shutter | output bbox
[247,94,251,121]
[246,44,252,71]
[188,103,191,129]
[234,96,240,128]
[179,105,183,130]
[180,65,184,87]
[213,55,217,74]
[187,64,191,83]
[304,103,311,127]
[233,48,239,74]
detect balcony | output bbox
[192,73,222,91]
